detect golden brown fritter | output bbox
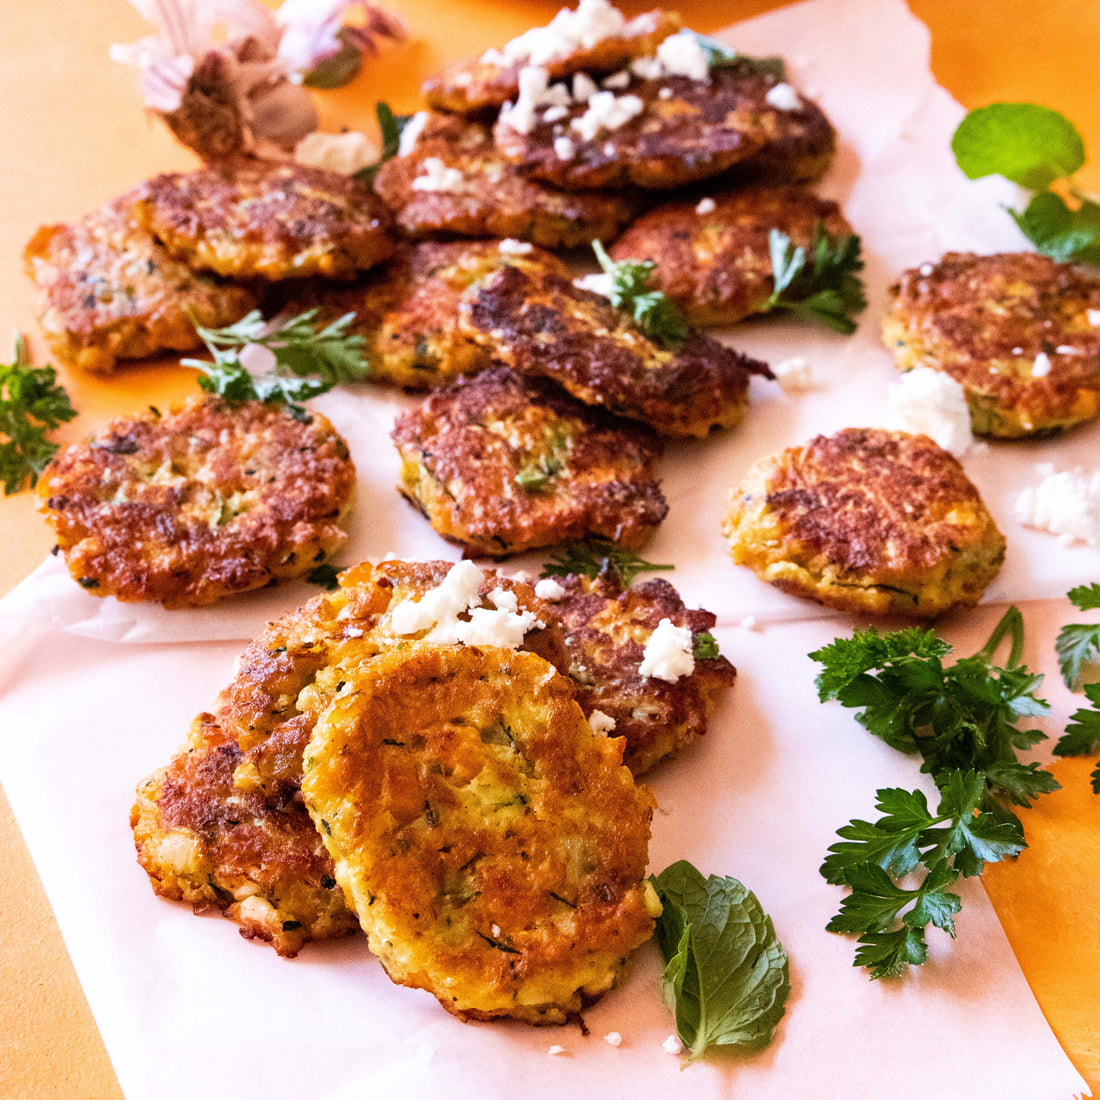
[722,428,1006,619]
[609,183,853,324]
[883,251,1100,438]
[422,7,682,113]
[132,157,395,281]
[301,642,656,1024]
[270,239,571,390]
[545,573,735,775]
[392,366,668,555]
[460,261,772,436]
[131,713,358,957]
[23,194,256,374]
[38,397,355,608]
[219,560,568,804]
[373,112,637,247]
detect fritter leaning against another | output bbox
[722,428,1005,619]
[302,641,657,1023]
[372,112,637,248]
[392,366,668,556]
[132,712,358,958]
[23,193,256,374]
[539,572,736,775]
[271,238,571,390]
[609,183,853,324]
[38,396,355,607]
[131,157,395,281]
[883,251,1100,437]
[460,260,772,436]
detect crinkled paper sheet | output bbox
[0,0,1093,1097]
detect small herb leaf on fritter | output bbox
[590,240,689,348]
[355,102,413,183]
[540,539,674,586]
[692,632,720,660]
[764,226,866,333]
[688,32,786,80]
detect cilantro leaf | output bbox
[0,336,77,494]
[651,860,790,1060]
[590,240,689,348]
[540,539,674,586]
[355,102,413,183]
[763,227,866,333]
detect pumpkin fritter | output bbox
[23,194,256,374]
[545,573,735,775]
[722,428,1005,619]
[392,366,668,556]
[132,158,395,281]
[132,712,358,957]
[38,397,355,608]
[301,642,656,1024]
[883,251,1100,438]
[373,112,636,248]
[460,262,772,436]
[609,183,853,324]
[423,6,682,113]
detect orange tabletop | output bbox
[2,2,1100,1097]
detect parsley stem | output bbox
[972,605,1025,668]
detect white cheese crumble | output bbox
[662,1034,684,1055]
[554,135,576,159]
[498,65,572,135]
[588,710,617,734]
[542,103,570,123]
[654,29,711,81]
[1031,352,1052,377]
[695,196,716,215]
[1016,465,1100,546]
[1088,308,1100,327]
[888,366,975,457]
[534,577,567,600]
[602,70,631,90]
[918,262,934,276]
[547,1044,568,1056]
[397,110,429,157]
[574,271,614,297]
[498,238,534,255]
[604,1031,623,1047]
[571,89,644,140]
[772,355,813,392]
[738,615,759,631]
[484,0,627,68]
[657,85,673,99]
[571,71,599,101]
[638,618,695,682]
[411,156,465,193]
[764,82,802,110]
[294,129,378,175]
[1055,344,1079,355]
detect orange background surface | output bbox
[2,2,1100,1096]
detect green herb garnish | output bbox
[952,103,1100,264]
[514,428,570,492]
[651,860,790,1062]
[811,607,1057,978]
[306,563,342,590]
[764,226,866,333]
[540,539,674,586]
[0,336,77,495]
[591,240,689,348]
[687,32,786,80]
[1052,584,1100,791]
[692,632,719,660]
[355,102,413,183]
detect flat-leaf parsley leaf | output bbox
[764,226,866,333]
[590,240,689,348]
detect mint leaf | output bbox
[1010,190,1100,265]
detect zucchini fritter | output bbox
[883,251,1100,438]
[132,158,395,281]
[301,642,656,1023]
[722,428,1005,619]
[392,367,668,555]
[132,713,358,957]
[373,112,636,248]
[609,183,853,324]
[547,573,736,775]
[460,261,772,436]
[38,397,355,607]
[23,194,256,373]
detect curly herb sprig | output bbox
[590,240,690,349]
[540,539,674,586]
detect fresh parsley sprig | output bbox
[355,102,413,183]
[540,538,674,586]
[811,607,1058,978]
[591,240,689,349]
[764,226,866,333]
[952,103,1100,264]
[651,860,790,1061]
[1052,584,1100,791]
[0,336,77,494]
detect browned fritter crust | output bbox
[219,560,568,803]
[547,573,735,775]
[269,239,571,390]
[609,183,853,324]
[301,642,656,1024]
[131,713,358,957]
[722,428,1006,619]
[373,112,637,247]
[460,262,772,436]
[883,251,1100,438]
[391,366,668,555]
[132,157,395,281]
[23,194,257,374]
[422,9,682,113]
[38,397,355,608]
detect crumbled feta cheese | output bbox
[772,355,813,392]
[491,923,502,936]
[629,54,662,80]
[1055,344,1078,355]
[486,0,627,67]
[657,85,673,99]
[604,1031,623,1047]
[534,577,567,600]
[397,110,429,157]
[888,366,975,457]
[602,70,631,90]
[695,196,716,215]
[654,30,711,81]
[1011,346,1024,355]
[488,586,519,612]
[554,135,576,159]
[764,82,802,110]
[1088,309,1100,327]
[588,710,617,734]
[662,1034,684,1055]
[542,103,570,123]
[571,90,644,140]
[1016,465,1100,546]
[639,618,694,682]
[1031,352,1052,377]
[738,615,759,631]
[547,1044,568,1056]
[571,71,599,101]
[294,129,378,175]
[918,262,934,276]
[574,271,614,297]
[411,157,464,193]
[498,66,572,135]
[343,626,364,638]
[498,238,534,255]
